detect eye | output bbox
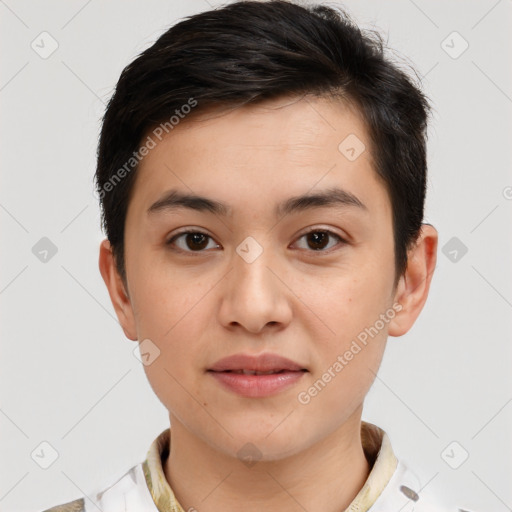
[166,228,346,254]
[166,230,219,253]
[293,228,346,252]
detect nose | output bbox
[217,239,293,335]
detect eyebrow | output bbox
[147,186,367,218]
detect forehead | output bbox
[129,95,390,220]
[150,95,368,156]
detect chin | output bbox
[221,435,305,464]
[220,420,310,458]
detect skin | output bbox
[99,95,437,512]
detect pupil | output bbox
[308,231,328,250]
[187,233,208,250]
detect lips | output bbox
[208,352,307,373]
[207,353,307,398]
[209,370,306,397]
[223,369,286,375]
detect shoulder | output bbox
[38,463,158,512]
[40,498,85,512]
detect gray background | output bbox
[1,1,511,511]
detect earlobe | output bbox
[388,224,438,337]
[98,239,138,341]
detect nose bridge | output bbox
[232,233,278,298]
[218,232,292,332]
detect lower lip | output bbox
[208,370,306,398]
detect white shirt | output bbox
[41,422,475,512]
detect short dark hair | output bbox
[95,0,430,288]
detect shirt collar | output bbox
[142,421,398,512]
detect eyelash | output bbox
[165,228,347,255]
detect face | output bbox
[100,95,433,461]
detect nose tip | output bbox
[218,256,293,334]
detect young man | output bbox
[41,1,470,511]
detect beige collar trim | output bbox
[142,421,398,512]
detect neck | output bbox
[164,409,371,512]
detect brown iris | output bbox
[306,231,329,250]
[185,233,209,251]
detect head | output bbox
[97,1,437,460]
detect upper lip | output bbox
[208,353,307,372]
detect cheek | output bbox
[297,261,392,394]
[299,281,388,416]
[303,264,392,339]
[129,259,199,336]
[129,267,213,380]
[134,284,210,418]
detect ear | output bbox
[98,239,138,341]
[388,223,438,337]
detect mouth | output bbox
[208,369,307,398]
[208,352,307,373]
[207,352,308,397]
[210,369,306,375]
